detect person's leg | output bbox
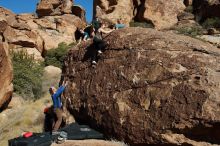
[97,40,107,54]
[53,108,63,131]
[92,43,98,64]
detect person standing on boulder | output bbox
[49,81,68,131]
[91,22,113,64]
[77,28,90,45]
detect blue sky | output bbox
[0,0,93,22]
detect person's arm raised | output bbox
[100,28,113,34]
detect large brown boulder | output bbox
[36,0,73,17]
[193,0,220,21]
[62,27,220,145]
[34,14,85,51]
[0,42,13,110]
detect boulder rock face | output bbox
[63,27,220,145]
[193,0,220,21]
[93,0,185,29]
[0,42,13,110]
[36,0,73,17]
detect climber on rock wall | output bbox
[49,81,68,132]
[91,22,113,65]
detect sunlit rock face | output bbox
[63,27,220,145]
[36,0,73,17]
[0,2,86,60]
[93,0,185,29]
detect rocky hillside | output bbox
[62,27,220,145]
[94,0,220,30]
[0,0,85,61]
[0,0,86,110]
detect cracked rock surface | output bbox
[63,27,220,145]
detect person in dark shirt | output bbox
[49,81,68,131]
[92,17,101,33]
[91,22,113,65]
[79,28,90,41]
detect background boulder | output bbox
[62,27,220,145]
[93,0,134,25]
[93,0,185,29]
[0,1,85,60]
[36,0,73,17]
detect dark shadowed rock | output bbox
[62,27,220,145]
[0,42,13,111]
[193,0,220,21]
[72,5,86,22]
[184,0,193,6]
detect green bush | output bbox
[44,42,74,68]
[129,20,154,28]
[202,17,220,29]
[11,50,44,100]
[176,26,203,37]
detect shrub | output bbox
[202,17,220,29]
[176,26,203,37]
[130,20,154,28]
[11,50,44,100]
[44,42,74,68]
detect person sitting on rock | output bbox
[114,19,125,30]
[77,28,90,44]
[91,22,113,65]
[49,81,68,132]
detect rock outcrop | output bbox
[135,0,185,30]
[93,0,134,25]
[0,2,85,60]
[36,0,73,17]
[63,27,220,145]
[94,0,185,29]
[0,42,13,111]
[193,0,220,21]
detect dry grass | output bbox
[0,94,51,146]
[0,65,61,146]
